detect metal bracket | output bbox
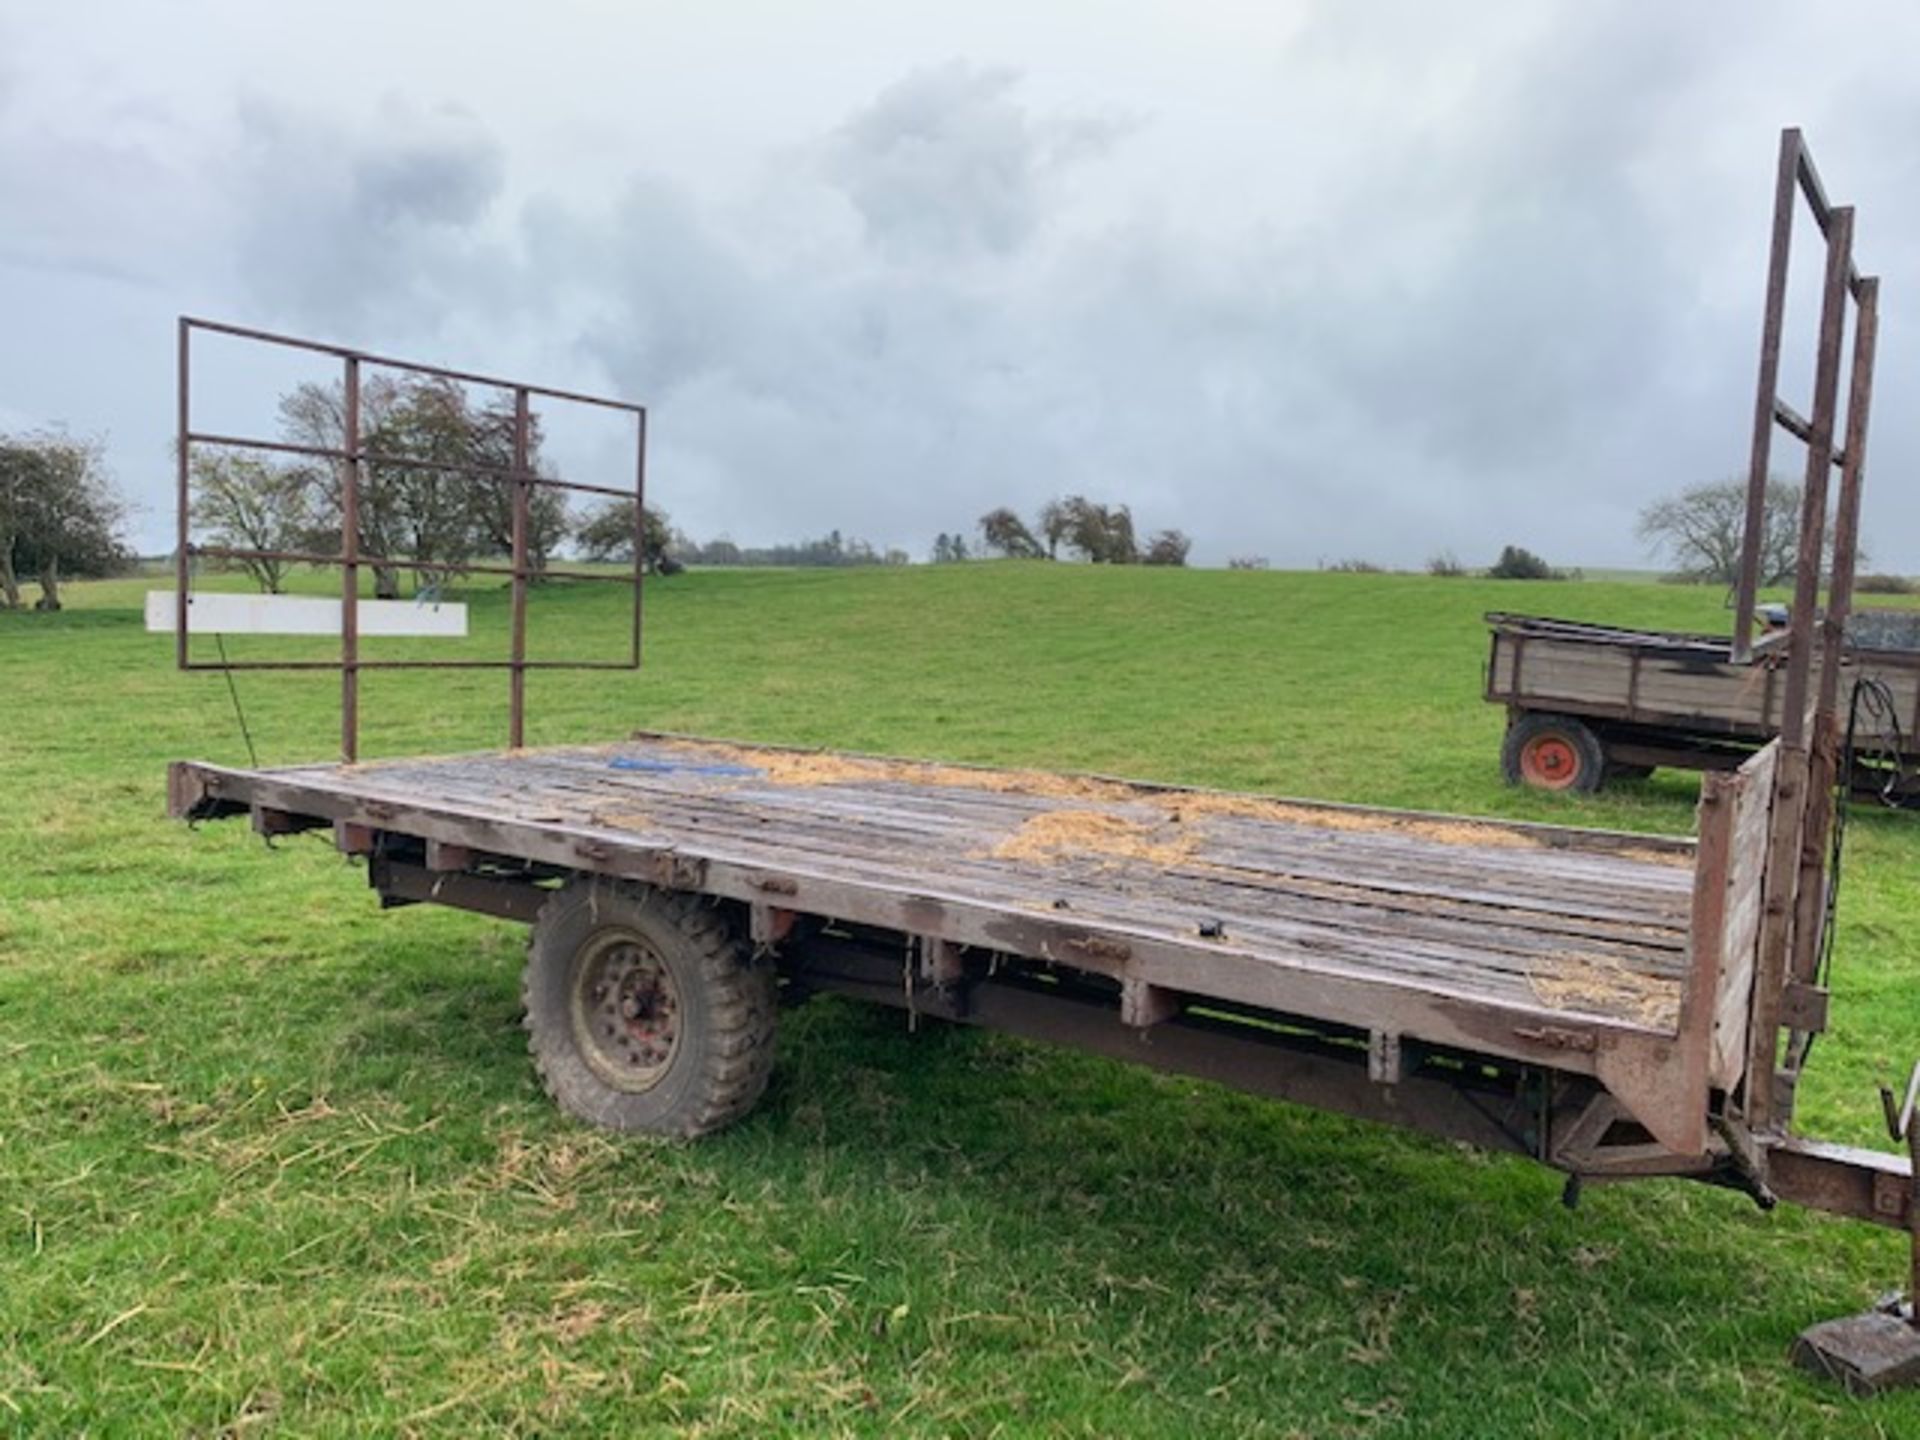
[1882,1060,1920,1327]
[1795,1061,1920,1393]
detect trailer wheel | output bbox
[1502,713,1606,793]
[522,880,775,1137]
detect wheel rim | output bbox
[1520,732,1583,790]
[570,930,683,1092]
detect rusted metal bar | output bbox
[632,408,648,668]
[1746,207,1855,1128]
[1771,399,1850,465]
[181,316,645,414]
[342,355,361,763]
[371,859,551,923]
[791,946,1539,1158]
[1732,129,1801,663]
[1765,1135,1912,1232]
[1815,276,1880,727]
[185,544,633,586]
[508,386,531,749]
[184,430,637,501]
[1788,274,1882,1015]
[1777,203,1854,749]
[175,317,191,672]
[185,660,632,674]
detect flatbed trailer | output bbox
[1487,610,1920,796]
[161,129,1920,1389]
[168,731,1903,1225]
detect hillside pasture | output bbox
[2,563,1918,1436]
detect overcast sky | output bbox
[3,1,1917,569]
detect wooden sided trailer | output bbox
[1486,610,1920,797]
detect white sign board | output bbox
[146,590,468,638]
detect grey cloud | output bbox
[486,34,1913,568]
[824,61,1123,262]
[7,2,1918,570]
[231,96,506,333]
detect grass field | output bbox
[3,563,1919,1437]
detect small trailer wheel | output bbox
[522,880,775,1137]
[1502,713,1606,793]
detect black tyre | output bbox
[522,880,775,1136]
[1501,712,1606,793]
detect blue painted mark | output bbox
[609,756,761,778]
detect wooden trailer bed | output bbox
[170,731,1778,1161]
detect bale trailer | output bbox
[163,130,1920,1391]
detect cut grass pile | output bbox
[3,562,1919,1436]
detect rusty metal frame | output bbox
[176,317,649,759]
[1730,129,1874,666]
[1728,130,1881,1134]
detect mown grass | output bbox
[2,562,1918,1437]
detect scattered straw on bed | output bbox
[1529,954,1681,1028]
[987,810,1202,869]
[655,740,1671,857]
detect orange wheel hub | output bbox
[1520,733,1582,790]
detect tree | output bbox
[1227,555,1269,571]
[1142,529,1191,566]
[1637,476,1806,586]
[1487,545,1557,580]
[189,452,315,593]
[1037,499,1071,560]
[931,532,971,563]
[1055,495,1137,564]
[575,500,677,572]
[0,432,129,611]
[978,506,1045,558]
[275,376,566,598]
[461,393,570,578]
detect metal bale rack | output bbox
[165,130,1920,1392]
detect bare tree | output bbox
[1637,476,1806,586]
[978,506,1045,558]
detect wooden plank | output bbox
[1708,742,1779,1088]
[1744,743,1810,1128]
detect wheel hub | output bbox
[572,935,682,1091]
[1522,733,1581,789]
